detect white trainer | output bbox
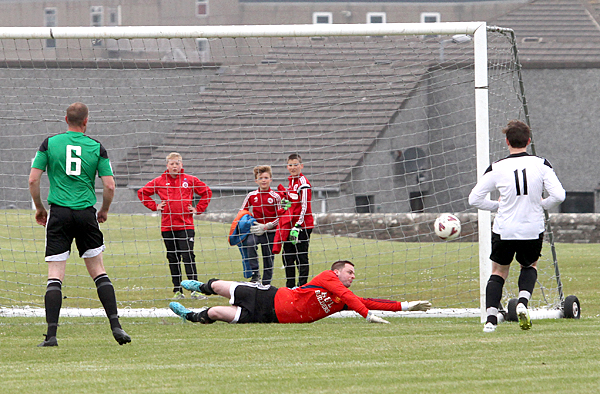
[516,303,532,330]
[483,322,497,333]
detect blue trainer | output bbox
[181,280,204,293]
[169,301,192,321]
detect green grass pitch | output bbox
[1,210,599,393]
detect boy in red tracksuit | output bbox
[239,165,283,285]
[283,153,314,288]
[169,260,432,324]
[137,152,212,299]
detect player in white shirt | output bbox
[469,120,565,332]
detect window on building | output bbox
[560,192,594,213]
[107,6,121,26]
[355,195,374,213]
[196,0,208,17]
[313,12,332,24]
[91,6,103,26]
[396,147,430,185]
[367,12,386,24]
[420,12,440,38]
[421,12,441,23]
[91,6,103,47]
[409,191,424,213]
[44,8,57,48]
[105,7,121,51]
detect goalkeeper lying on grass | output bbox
[169,260,431,324]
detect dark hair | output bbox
[288,153,302,163]
[66,102,89,127]
[331,260,354,271]
[502,120,530,148]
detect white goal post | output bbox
[0,22,486,39]
[0,22,564,321]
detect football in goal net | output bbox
[0,22,575,320]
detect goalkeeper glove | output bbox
[250,223,266,236]
[281,199,291,211]
[366,311,390,324]
[289,224,301,245]
[402,300,432,311]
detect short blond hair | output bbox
[253,165,272,179]
[166,152,182,162]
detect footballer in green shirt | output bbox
[29,102,130,347]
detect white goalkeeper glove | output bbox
[402,300,432,311]
[250,223,266,236]
[366,311,390,324]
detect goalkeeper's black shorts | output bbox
[229,282,279,324]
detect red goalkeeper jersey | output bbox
[274,270,404,323]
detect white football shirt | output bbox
[468,152,565,240]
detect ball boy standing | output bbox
[239,165,283,285]
[138,152,212,299]
[283,153,314,288]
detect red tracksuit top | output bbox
[287,173,314,229]
[240,188,282,228]
[137,169,212,232]
[274,270,404,323]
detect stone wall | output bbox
[202,213,600,243]
[550,214,600,243]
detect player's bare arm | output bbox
[97,175,115,223]
[28,167,47,226]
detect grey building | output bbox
[0,0,527,28]
[0,0,599,214]
[0,28,519,217]
[491,0,600,213]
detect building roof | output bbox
[118,37,445,190]
[118,0,600,190]
[491,0,600,66]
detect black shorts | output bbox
[229,282,279,324]
[490,232,544,267]
[45,205,104,260]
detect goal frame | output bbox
[0,22,555,321]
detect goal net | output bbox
[0,23,563,320]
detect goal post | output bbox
[472,24,493,323]
[0,22,563,321]
[0,22,486,39]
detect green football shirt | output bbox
[31,131,114,210]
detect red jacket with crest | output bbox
[137,169,212,232]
